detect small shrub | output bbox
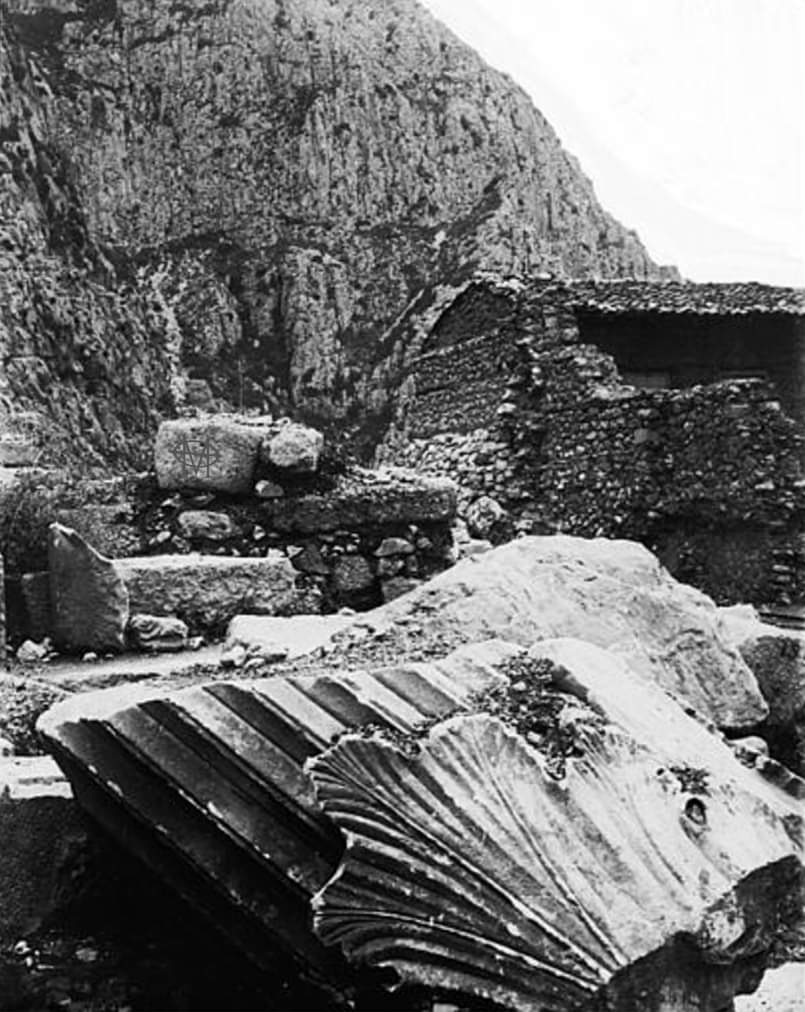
[0,467,91,573]
[317,424,359,479]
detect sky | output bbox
[420,0,805,286]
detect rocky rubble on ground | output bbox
[0,534,801,1010]
[33,627,804,1012]
[3,416,459,655]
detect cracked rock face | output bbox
[2,0,672,464]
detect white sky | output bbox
[420,0,805,286]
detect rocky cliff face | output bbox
[1,0,674,465]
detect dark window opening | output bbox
[576,310,805,428]
[622,370,671,390]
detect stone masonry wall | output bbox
[380,279,805,605]
[5,463,457,646]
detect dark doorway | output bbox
[578,311,805,427]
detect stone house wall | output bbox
[379,279,805,604]
[4,467,457,646]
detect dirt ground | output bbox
[0,613,460,758]
[0,824,467,1012]
[3,630,802,1012]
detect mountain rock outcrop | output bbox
[1,0,673,465]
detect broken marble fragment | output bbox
[718,604,805,775]
[264,423,324,473]
[224,613,355,662]
[36,641,518,993]
[309,639,803,1012]
[367,535,768,732]
[48,523,129,653]
[127,614,189,653]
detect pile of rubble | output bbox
[1,535,802,1010]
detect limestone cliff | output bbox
[0,0,675,465]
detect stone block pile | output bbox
[10,414,458,656]
[154,417,325,494]
[380,275,805,605]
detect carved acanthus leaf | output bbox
[309,707,802,1012]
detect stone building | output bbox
[379,275,805,605]
[569,280,805,425]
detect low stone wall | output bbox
[1,409,459,648]
[379,277,805,605]
[8,466,457,646]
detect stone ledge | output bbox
[259,471,457,533]
[0,757,88,942]
[116,552,299,632]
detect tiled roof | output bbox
[537,279,805,316]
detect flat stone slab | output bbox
[224,613,356,661]
[155,418,268,494]
[0,466,66,501]
[117,553,298,632]
[43,645,222,693]
[0,755,72,800]
[260,468,457,533]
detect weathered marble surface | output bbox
[364,534,768,732]
[48,523,130,653]
[310,639,803,1012]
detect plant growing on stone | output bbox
[0,468,89,574]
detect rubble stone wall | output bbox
[5,467,457,645]
[380,281,805,604]
[406,335,507,438]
